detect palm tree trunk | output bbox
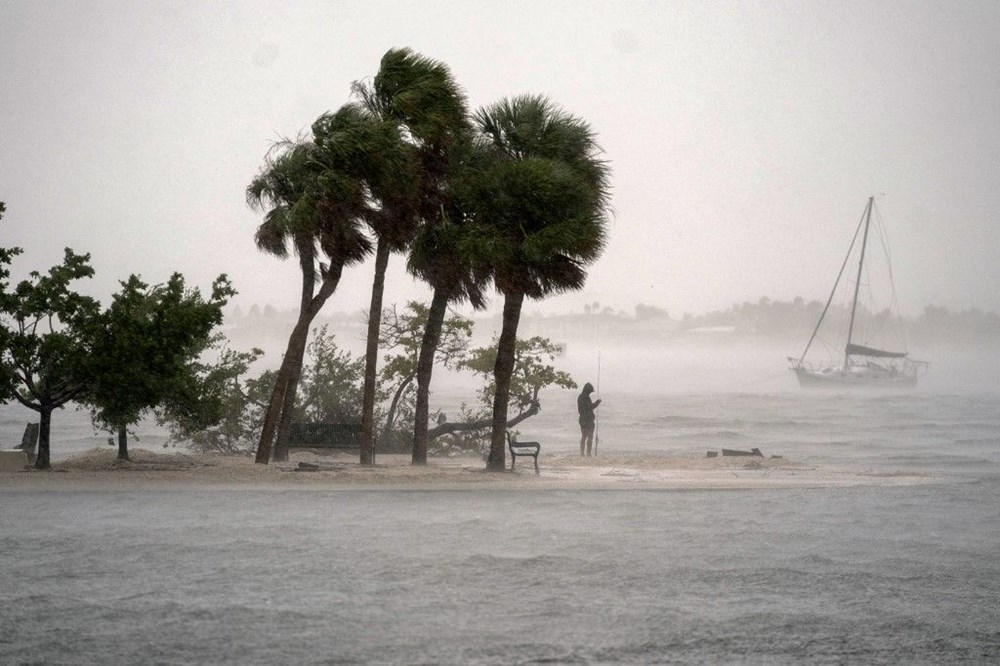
[255,264,343,464]
[412,288,449,465]
[117,424,129,461]
[271,359,303,462]
[360,240,391,466]
[487,290,524,471]
[34,406,52,470]
[297,239,316,313]
[270,240,318,463]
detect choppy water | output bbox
[2,347,1000,664]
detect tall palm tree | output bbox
[248,105,376,464]
[406,177,491,464]
[470,95,612,471]
[355,48,485,466]
[348,47,466,466]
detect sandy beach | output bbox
[0,447,934,491]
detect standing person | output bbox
[577,383,602,457]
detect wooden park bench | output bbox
[506,430,540,475]
[288,422,362,451]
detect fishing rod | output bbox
[595,350,601,456]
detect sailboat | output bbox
[789,196,928,388]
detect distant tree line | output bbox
[674,297,1000,344]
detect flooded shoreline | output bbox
[0,447,939,492]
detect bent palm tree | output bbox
[470,95,612,471]
[249,106,376,463]
[247,141,323,462]
[356,48,486,466]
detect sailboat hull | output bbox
[792,365,918,388]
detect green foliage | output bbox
[157,346,269,455]
[459,335,577,421]
[0,247,99,411]
[247,140,318,259]
[81,273,236,439]
[468,95,612,299]
[151,304,574,457]
[161,326,364,455]
[0,241,100,467]
[297,324,364,423]
[247,126,375,272]
[377,301,473,446]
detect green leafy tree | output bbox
[296,325,364,424]
[156,347,267,455]
[469,95,611,471]
[0,246,99,469]
[159,327,364,456]
[80,273,235,461]
[459,336,576,421]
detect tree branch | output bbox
[427,400,540,440]
[11,391,41,412]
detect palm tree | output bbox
[470,95,612,471]
[355,48,486,466]
[246,141,322,463]
[348,47,467,466]
[406,184,490,464]
[248,105,377,463]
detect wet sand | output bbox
[0,447,934,491]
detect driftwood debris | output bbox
[721,448,763,457]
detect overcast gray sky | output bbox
[2,0,998,318]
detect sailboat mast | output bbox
[798,205,867,365]
[844,196,874,369]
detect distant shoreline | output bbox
[0,448,935,492]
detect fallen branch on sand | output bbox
[427,401,540,440]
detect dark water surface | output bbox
[2,481,998,664]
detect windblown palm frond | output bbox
[364,47,470,146]
[246,140,320,260]
[470,95,612,299]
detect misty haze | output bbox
[2,2,999,664]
